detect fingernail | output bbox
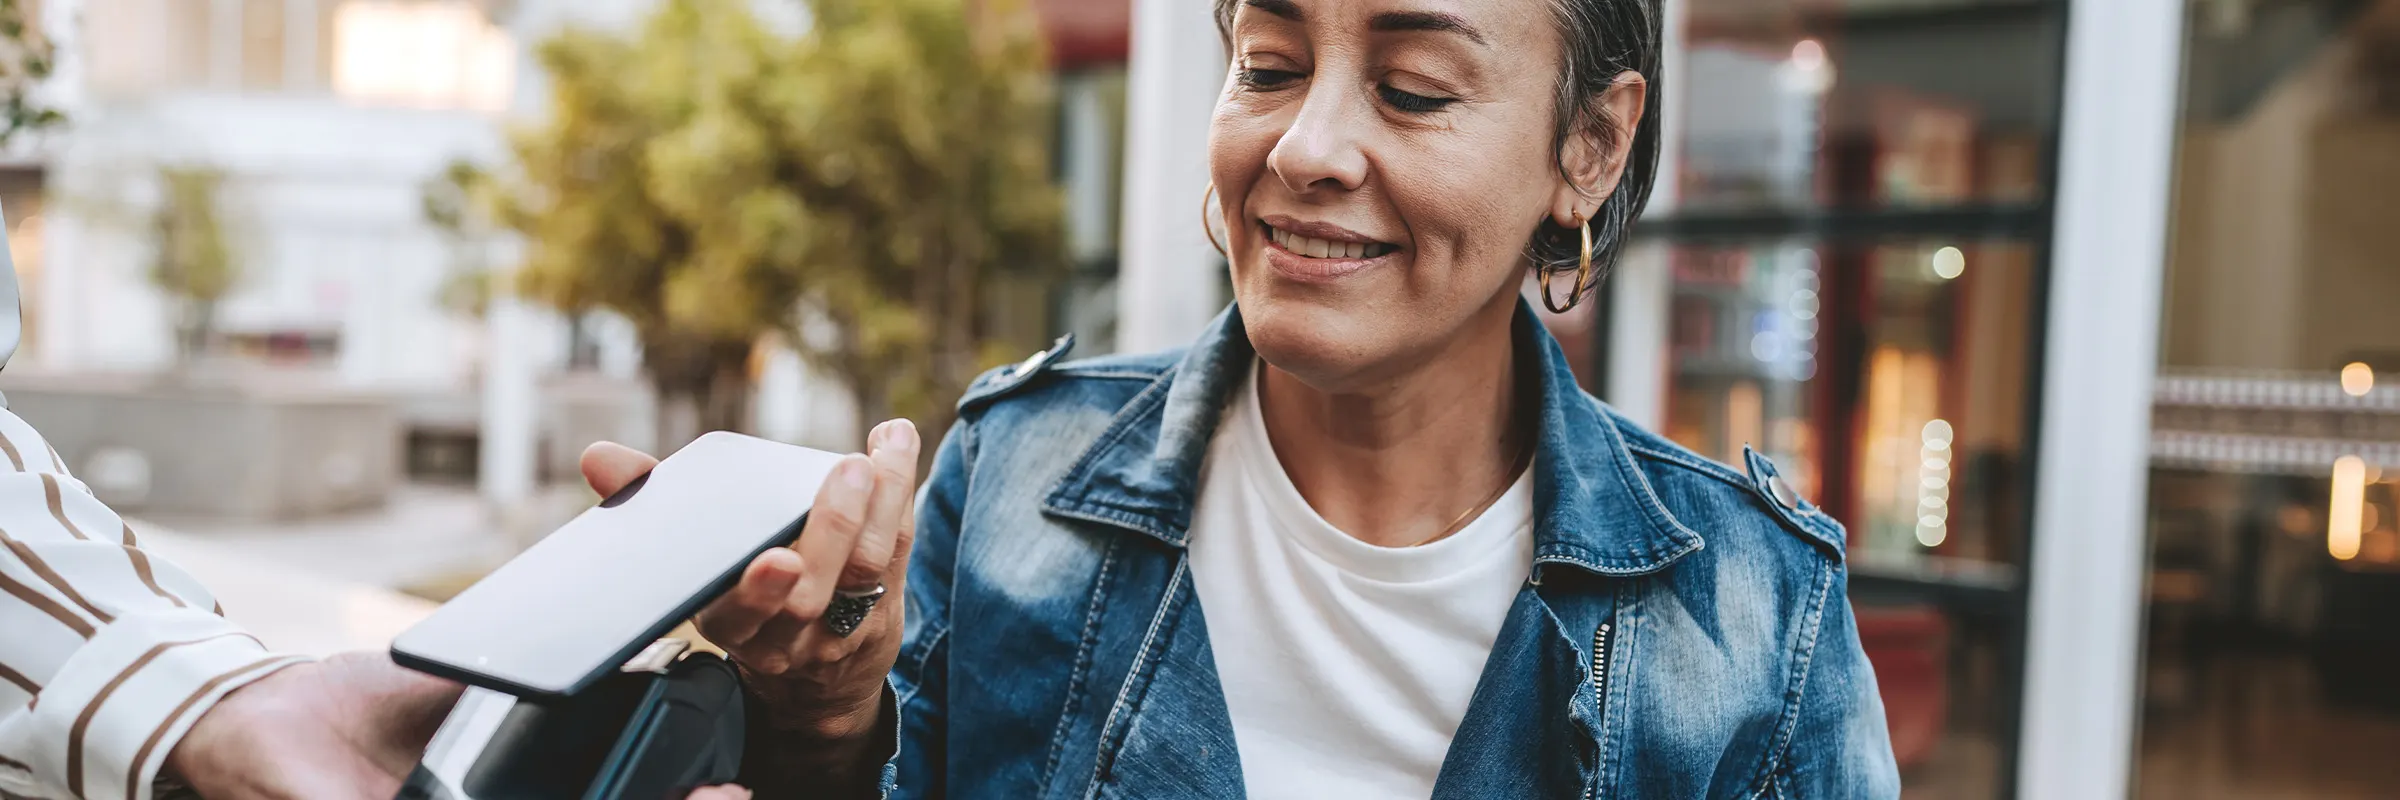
[892,418,919,452]
[870,419,896,449]
[838,455,873,489]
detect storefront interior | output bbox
[1584,0,2400,795]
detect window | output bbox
[331,1,513,111]
[2138,2,2400,795]
[1614,1,2069,794]
[82,0,512,110]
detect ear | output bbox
[1551,72,1649,228]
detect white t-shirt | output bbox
[1187,365,1536,799]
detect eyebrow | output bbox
[1245,0,1302,22]
[1368,10,1488,46]
[1240,1,1490,47]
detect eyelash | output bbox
[1237,67,1303,90]
[1377,85,1456,114]
[1236,67,1460,114]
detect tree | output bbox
[770,0,1065,445]
[151,167,238,365]
[482,3,813,451]
[474,0,1062,450]
[422,160,498,318]
[0,0,62,147]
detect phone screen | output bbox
[394,432,841,696]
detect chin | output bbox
[1238,292,1392,392]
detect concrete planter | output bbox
[1,372,401,521]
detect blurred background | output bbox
[0,0,2393,796]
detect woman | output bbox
[583,0,1899,796]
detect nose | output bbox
[1265,83,1370,196]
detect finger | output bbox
[694,549,802,649]
[846,419,921,590]
[686,786,752,800]
[737,613,813,673]
[789,454,875,622]
[888,470,924,580]
[579,441,659,497]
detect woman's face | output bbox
[1209,0,1628,390]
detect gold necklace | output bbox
[1401,438,1533,548]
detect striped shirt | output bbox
[0,407,306,800]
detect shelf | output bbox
[1848,552,2023,619]
[1637,203,2048,244]
[1673,355,1785,381]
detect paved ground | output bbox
[142,483,594,590]
[128,483,588,654]
[131,525,439,656]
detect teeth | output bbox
[1268,227,1390,259]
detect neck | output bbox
[1254,294,1533,547]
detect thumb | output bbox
[579,441,660,497]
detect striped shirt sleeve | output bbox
[0,408,307,800]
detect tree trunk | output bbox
[849,381,880,452]
[650,342,756,455]
[701,355,753,437]
[654,381,705,457]
[176,298,217,366]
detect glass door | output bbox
[2137,2,2400,796]
[1610,1,2069,794]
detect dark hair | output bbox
[1211,0,1664,302]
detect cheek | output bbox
[1207,100,1281,202]
[1384,133,1557,283]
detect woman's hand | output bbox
[577,420,920,748]
[167,652,462,800]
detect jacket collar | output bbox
[1042,299,1702,578]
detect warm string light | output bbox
[2341,362,2375,397]
[1750,250,1821,380]
[1917,419,1953,547]
[1931,246,1966,280]
[1782,38,1835,94]
[2331,456,2367,561]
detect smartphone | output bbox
[393,432,842,698]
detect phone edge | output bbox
[389,511,810,699]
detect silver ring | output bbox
[824,584,886,637]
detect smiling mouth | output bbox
[1262,223,1399,260]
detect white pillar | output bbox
[1113,0,1226,354]
[1605,246,1669,429]
[479,295,538,506]
[475,1,569,507]
[2016,0,2185,795]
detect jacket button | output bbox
[1007,350,1047,380]
[1008,334,1074,380]
[1768,475,1803,510]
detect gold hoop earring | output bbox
[1201,183,1227,258]
[1540,212,1596,314]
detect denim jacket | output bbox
[888,301,1900,798]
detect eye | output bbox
[1238,67,1304,90]
[1378,84,1457,114]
